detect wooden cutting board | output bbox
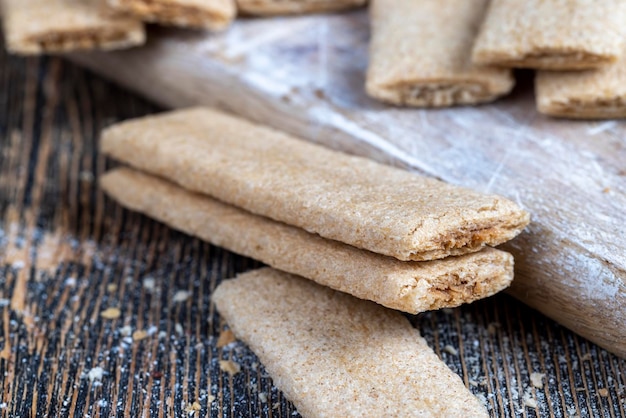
[70,11,626,357]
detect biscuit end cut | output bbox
[366,79,514,107]
[406,249,515,313]
[108,0,235,30]
[537,97,626,119]
[237,0,366,15]
[406,205,530,262]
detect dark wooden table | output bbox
[0,43,624,417]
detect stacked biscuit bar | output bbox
[366,0,626,118]
[100,107,529,416]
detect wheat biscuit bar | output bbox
[107,0,235,30]
[237,0,365,15]
[472,0,626,70]
[366,0,514,107]
[100,108,530,261]
[102,168,514,313]
[1,0,145,55]
[212,268,488,417]
[536,59,626,119]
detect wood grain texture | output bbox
[0,19,625,418]
[68,12,626,358]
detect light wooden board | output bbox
[70,11,626,357]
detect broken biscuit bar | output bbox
[212,268,489,418]
[100,107,530,262]
[102,167,515,313]
[366,0,514,107]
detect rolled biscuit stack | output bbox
[366,0,626,118]
[471,0,626,119]
[99,107,529,417]
[1,0,367,55]
[0,0,238,55]
[100,107,530,314]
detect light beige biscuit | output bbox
[100,108,530,262]
[107,0,235,30]
[366,0,514,107]
[536,58,626,119]
[1,0,145,55]
[212,268,489,418]
[102,168,515,313]
[237,0,365,15]
[472,0,626,70]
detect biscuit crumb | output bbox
[217,329,236,348]
[530,372,545,389]
[119,325,132,337]
[523,389,537,409]
[100,307,121,320]
[173,290,191,303]
[132,329,148,341]
[106,283,118,293]
[598,388,609,397]
[443,345,458,356]
[87,366,105,383]
[184,401,201,414]
[219,360,241,375]
[143,277,156,293]
[487,322,500,335]
[258,392,268,403]
[567,406,578,416]
[580,353,592,362]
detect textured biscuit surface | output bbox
[366,0,514,107]
[1,0,145,55]
[536,58,626,119]
[212,268,489,418]
[100,108,530,261]
[108,0,235,30]
[237,0,366,15]
[102,168,515,313]
[472,0,626,70]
